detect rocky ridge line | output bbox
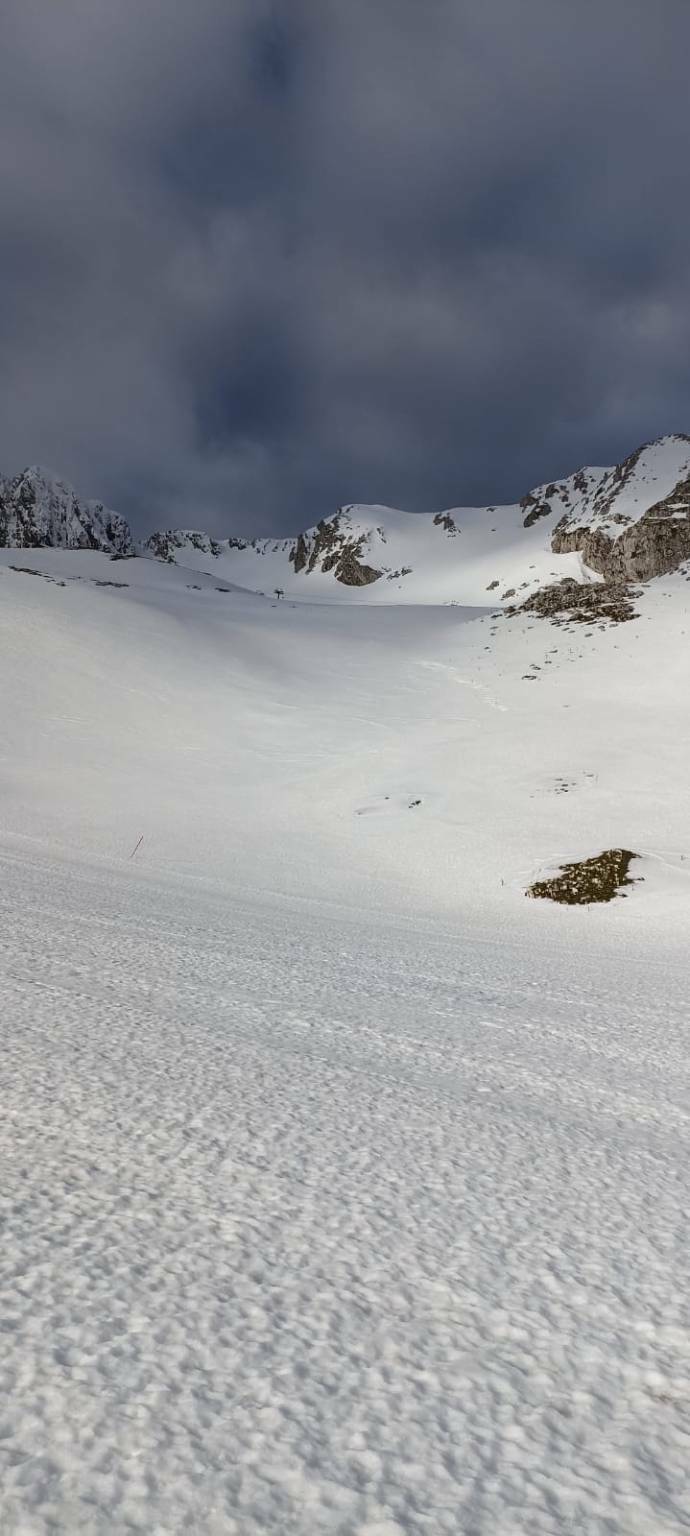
[0,467,133,556]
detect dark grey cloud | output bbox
[1,0,690,535]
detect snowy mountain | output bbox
[1,454,690,1534]
[3,435,690,598]
[0,466,134,555]
[549,433,690,580]
[144,434,690,603]
[1,533,688,918]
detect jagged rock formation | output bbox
[520,467,608,529]
[4,434,690,602]
[145,529,228,563]
[290,512,382,586]
[550,436,690,581]
[0,467,133,555]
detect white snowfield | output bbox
[1,540,690,1534]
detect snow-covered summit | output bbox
[550,435,690,581]
[0,466,134,555]
[554,434,690,535]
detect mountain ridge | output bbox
[0,466,134,556]
[3,435,690,600]
[140,434,690,605]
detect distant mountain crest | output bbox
[143,435,690,601]
[2,436,690,595]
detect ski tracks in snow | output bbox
[419,658,509,713]
[1,853,690,1535]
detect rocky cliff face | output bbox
[290,511,382,586]
[145,529,229,562]
[549,436,690,581]
[0,467,134,555]
[551,485,690,581]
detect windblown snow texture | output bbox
[2,854,689,1536]
[1,450,689,1533]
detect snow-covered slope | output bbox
[144,434,690,601]
[1,542,690,1534]
[0,466,133,554]
[553,433,690,535]
[3,434,689,595]
[1,543,689,925]
[1,537,690,1534]
[144,492,601,607]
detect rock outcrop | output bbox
[550,436,690,581]
[0,467,133,555]
[290,512,382,586]
[510,577,639,625]
[552,491,690,581]
[144,529,229,562]
[527,850,640,905]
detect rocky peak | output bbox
[289,510,382,586]
[520,466,609,530]
[0,466,134,555]
[144,528,230,563]
[550,435,690,581]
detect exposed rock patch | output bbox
[8,565,66,586]
[527,849,640,905]
[290,514,382,586]
[144,530,227,563]
[508,578,639,625]
[521,493,553,528]
[552,504,690,583]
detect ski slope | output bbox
[148,498,598,607]
[1,547,688,923]
[1,546,689,1534]
[144,434,690,604]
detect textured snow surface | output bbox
[2,854,689,1536]
[1,544,690,1532]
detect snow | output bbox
[153,498,599,607]
[1,541,689,1533]
[148,436,690,602]
[570,435,690,534]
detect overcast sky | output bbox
[1,1,690,536]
